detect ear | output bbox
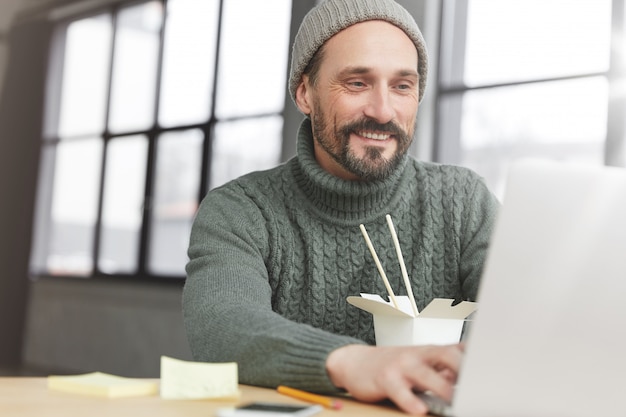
[295,75,313,115]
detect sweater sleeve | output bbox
[458,173,500,301]
[182,184,364,393]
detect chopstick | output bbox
[359,215,419,317]
[385,214,419,317]
[359,224,399,309]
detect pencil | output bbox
[277,385,343,410]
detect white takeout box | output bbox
[347,294,478,346]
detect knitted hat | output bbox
[289,0,429,104]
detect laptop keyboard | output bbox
[415,391,454,417]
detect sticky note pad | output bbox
[159,355,240,400]
[47,372,158,398]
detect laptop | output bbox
[421,159,626,417]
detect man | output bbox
[183,0,498,414]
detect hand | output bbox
[326,344,463,415]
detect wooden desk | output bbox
[0,377,405,416]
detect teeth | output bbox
[359,131,390,140]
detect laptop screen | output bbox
[453,160,626,417]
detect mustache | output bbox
[340,118,408,140]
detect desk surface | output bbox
[0,377,406,417]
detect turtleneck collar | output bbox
[289,118,410,222]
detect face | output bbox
[296,20,420,181]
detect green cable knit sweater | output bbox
[183,118,499,394]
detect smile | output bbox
[358,131,391,141]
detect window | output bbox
[437,0,622,198]
[30,0,292,279]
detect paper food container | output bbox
[347,294,478,346]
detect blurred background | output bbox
[0,0,624,377]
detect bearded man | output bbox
[183,0,499,414]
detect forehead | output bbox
[321,20,418,73]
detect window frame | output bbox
[30,0,292,282]
[434,0,626,182]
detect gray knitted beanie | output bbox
[289,0,429,104]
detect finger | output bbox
[385,380,430,416]
[437,368,457,384]
[427,345,463,374]
[408,362,455,402]
[405,346,463,401]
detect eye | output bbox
[395,81,417,93]
[344,79,369,92]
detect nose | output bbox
[363,86,395,124]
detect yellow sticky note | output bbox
[159,356,240,400]
[47,372,158,398]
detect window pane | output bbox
[215,0,291,118]
[48,138,103,276]
[99,136,148,274]
[446,77,608,197]
[159,0,220,127]
[148,129,202,275]
[58,14,112,138]
[108,1,163,133]
[210,116,283,189]
[465,0,611,86]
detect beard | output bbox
[311,102,413,182]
